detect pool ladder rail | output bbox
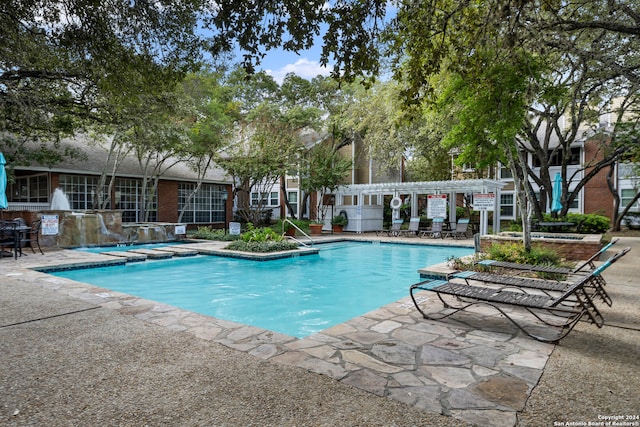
[282,218,314,247]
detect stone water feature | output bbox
[39,189,184,248]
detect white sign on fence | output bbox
[473,193,496,211]
[427,194,447,218]
[174,224,186,235]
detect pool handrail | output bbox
[282,218,314,247]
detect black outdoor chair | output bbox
[21,219,44,255]
[0,221,19,259]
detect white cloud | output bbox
[265,58,331,84]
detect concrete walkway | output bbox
[1,235,638,426]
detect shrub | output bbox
[331,215,348,226]
[565,213,610,234]
[189,226,239,241]
[240,223,283,243]
[225,240,299,253]
[486,242,561,266]
[271,219,310,234]
[623,212,640,230]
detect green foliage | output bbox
[300,142,352,221]
[1,0,202,161]
[272,219,310,234]
[189,226,239,241]
[225,240,299,253]
[485,243,561,266]
[331,215,348,226]
[240,223,283,243]
[564,214,610,234]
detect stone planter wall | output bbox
[480,232,603,261]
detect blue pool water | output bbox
[54,242,473,338]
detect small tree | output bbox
[300,142,351,222]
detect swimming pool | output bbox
[53,242,473,338]
[73,242,186,253]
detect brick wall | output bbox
[583,139,613,217]
[157,180,179,222]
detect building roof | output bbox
[336,179,505,195]
[14,134,231,184]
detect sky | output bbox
[262,54,331,84]
[247,32,331,84]
[245,3,398,84]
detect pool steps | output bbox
[100,246,199,262]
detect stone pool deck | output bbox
[1,235,639,426]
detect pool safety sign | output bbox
[427,194,447,218]
[41,214,59,235]
[473,193,495,211]
[229,222,241,235]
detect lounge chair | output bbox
[398,217,421,237]
[450,247,630,308]
[409,260,616,343]
[477,238,619,276]
[443,218,470,239]
[376,219,404,237]
[419,217,444,238]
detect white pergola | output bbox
[333,179,506,235]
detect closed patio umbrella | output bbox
[0,152,8,210]
[551,172,563,213]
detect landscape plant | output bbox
[225,224,298,252]
[189,226,239,241]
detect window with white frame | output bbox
[114,178,156,222]
[287,191,298,216]
[499,163,513,179]
[8,174,49,203]
[621,188,638,208]
[250,191,279,207]
[59,174,107,210]
[500,193,515,218]
[178,183,226,223]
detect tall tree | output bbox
[220,69,322,224]
[1,0,204,164]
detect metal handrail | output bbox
[282,218,314,247]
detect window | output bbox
[59,175,106,210]
[179,183,226,223]
[621,189,638,208]
[250,191,279,207]
[462,163,475,172]
[287,191,298,216]
[499,164,513,179]
[114,178,156,222]
[500,193,515,218]
[8,174,49,203]
[533,147,581,167]
[269,191,278,206]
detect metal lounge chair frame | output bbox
[476,238,619,276]
[419,217,444,238]
[409,261,615,343]
[398,217,421,237]
[376,219,404,237]
[443,218,470,239]
[451,247,630,308]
